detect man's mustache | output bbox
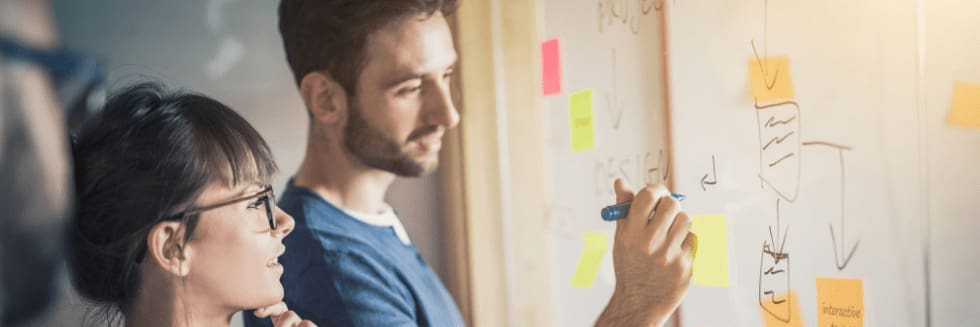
[407,125,443,141]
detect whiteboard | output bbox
[665,0,978,326]
[542,0,671,326]
[922,0,980,326]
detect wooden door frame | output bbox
[441,0,552,325]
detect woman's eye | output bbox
[247,196,266,209]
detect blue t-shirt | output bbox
[243,181,463,327]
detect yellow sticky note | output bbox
[690,214,729,287]
[948,81,980,128]
[568,89,596,152]
[761,292,803,327]
[570,231,607,288]
[816,277,864,327]
[748,56,795,102]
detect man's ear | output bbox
[146,221,192,277]
[299,71,349,125]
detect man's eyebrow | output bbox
[384,72,425,89]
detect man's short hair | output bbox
[278,0,460,94]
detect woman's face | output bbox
[181,181,294,310]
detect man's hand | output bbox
[254,302,317,327]
[596,179,696,327]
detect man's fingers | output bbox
[613,179,633,237]
[647,194,681,244]
[626,184,667,230]
[254,302,289,318]
[666,211,693,253]
[614,178,634,204]
[681,232,697,261]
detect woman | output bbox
[70,82,315,327]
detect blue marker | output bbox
[600,193,686,221]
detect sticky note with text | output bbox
[816,277,864,327]
[569,89,596,152]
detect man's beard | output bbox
[343,100,440,177]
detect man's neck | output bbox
[294,134,396,214]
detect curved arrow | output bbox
[700,155,717,191]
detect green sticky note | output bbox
[568,89,596,152]
[690,214,729,287]
[570,231,608,288]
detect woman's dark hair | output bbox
[68,81,277,321]
[278,0,459,94]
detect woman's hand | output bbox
[254,302,317,327]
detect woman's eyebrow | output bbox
[236,182,267,197]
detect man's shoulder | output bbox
[278,184,364,232]
[277,192,388,262]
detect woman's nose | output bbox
[273,206,295,237]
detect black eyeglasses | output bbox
[164,185,277,230]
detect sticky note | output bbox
[570,231,608,288]
[761,292,803,327]
[816,277,864,327]
[569,89,596,152]
[690,214,729,287]
[748,56,795,102]
[948,81,980,128]
[541,38,562,96]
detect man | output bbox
[245,0,695,326]
[0,0,77,325]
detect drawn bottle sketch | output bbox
[753,60,799,324]
[756,100,802,203]
[759,199,792,323]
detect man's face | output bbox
[343,12,459,177]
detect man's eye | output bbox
[399,86,422,95]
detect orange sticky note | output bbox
[748,56,795,102]
[690,214,728,287]
[761,292,803,327]
[568,89,596,152]
[816,278,864,327]
[542,38,562,96]
[570,231,608,288]
[948,81,980,128]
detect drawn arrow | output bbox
[605,49,626,130]
[700,155,717,191]
[769,198,790,264]
[802,141,859,270]
[750,0,781,91]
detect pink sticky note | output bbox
[542,38,561,96]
